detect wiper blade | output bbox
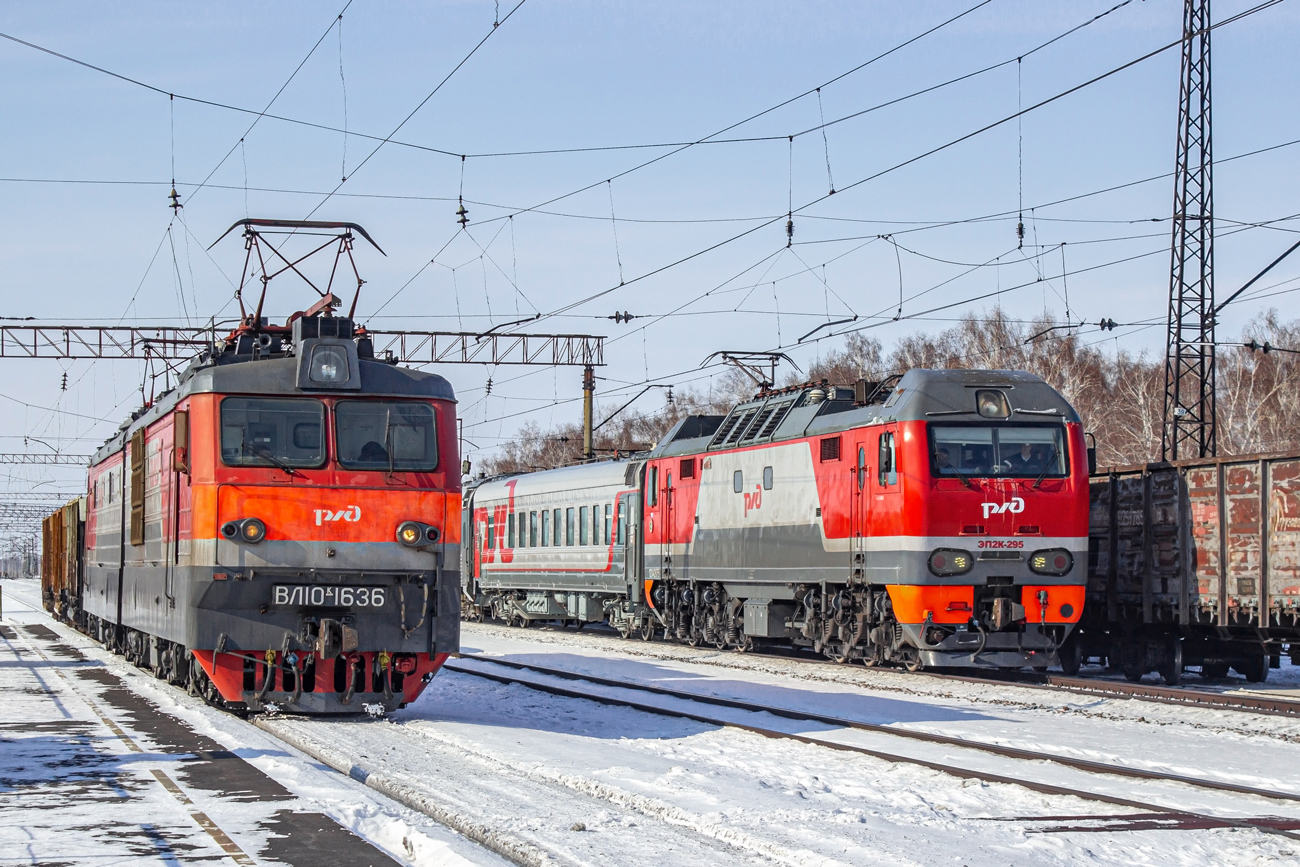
[936,453,973,489]
[384,408,395,475]
[1032,446,1059,489]
[245,443,297,476]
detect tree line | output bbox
[483,309,1300,475]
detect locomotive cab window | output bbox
[647,466,658,506]
[929,424,1067,479]
[877,432,897,486]
[221,397,326,468]
[763,466,774,490]
[336,401,438,471]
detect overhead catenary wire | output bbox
[515,0,1287,331]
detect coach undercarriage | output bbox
[469,579,1066,671]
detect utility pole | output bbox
[1162,0,1216,461]
[582,365,595,460]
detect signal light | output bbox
[929,548,973,577]
[1029,548,1074,576]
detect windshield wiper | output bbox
[384,408,395,475]
[936,453,973,488]
[244,443,297,476]
[1032,445,1060,489]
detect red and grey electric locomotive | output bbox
[464,369,1091,670]
[46,220,461,713]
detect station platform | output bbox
[0,586,402,867]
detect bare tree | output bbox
[485,309,1300,476]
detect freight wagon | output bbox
[1075,452,1300,684]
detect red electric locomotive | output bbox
[464,369,1091,670]
[51,221,461,713]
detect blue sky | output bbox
[0,0,1297,522]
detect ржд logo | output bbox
[981,497,1025,519]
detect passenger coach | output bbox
[465,369,1092,671]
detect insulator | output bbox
[456,200,470,227]
[485,377,493,395]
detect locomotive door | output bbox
[661,469,674,581]
[850,440,870,583]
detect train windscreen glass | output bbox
[929,424,1067,478]
[220,397,325,467]
[336,401,438,471]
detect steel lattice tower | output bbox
[1162,0,1216,461]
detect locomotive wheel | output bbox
[1058,640,1083,676]
[735,635,753,653]
[899,647,922,672]
[639,622,656,642]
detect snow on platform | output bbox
[0,578,504,867]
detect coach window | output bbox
[763,466,774,490]
[566,508,575,546]
[530,511,538,547]
[553,509,562,546]
[579,506,589,545]
[540,510,550,547]
[486,515,494,550]
[336,401,437,471]
[733,470,743,493]
[507,513,515,548]
[592,504,600,545]
[604,503,612,545]
[220,397,325,468]
[647,466,658,506]
[616,499,627,545]
[519,513,527,547]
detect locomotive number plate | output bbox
[271,585,388,608]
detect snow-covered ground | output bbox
[7,574,1300,866]
[0,577,504,867]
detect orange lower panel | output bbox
[887,585,974,625]
[886,583,1086,625]
[1020,584,1085,624]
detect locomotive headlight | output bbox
[397,521,423,547]
[1029,548,1074,576]
[928,548,973,576]
[309,345,350,384]
[240,518,267,543]
[976,389,1011,418]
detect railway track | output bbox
[946,669,1300,717]
[477,618,1300,718]
[447,653,1300,842]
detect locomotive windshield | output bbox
[220,397,325,468]
[336,400,438,471]
[928,424,1067,479]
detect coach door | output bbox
[850,439,870,583]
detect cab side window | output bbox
[878,432,897,486]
